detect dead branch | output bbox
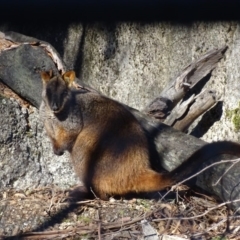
[144,46,227,122]
[2,31,66,73]
[165,90,218,131]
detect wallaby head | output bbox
[41,70,76,113]
[40,70,83,156]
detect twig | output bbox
[12,228,95,239]
[4,212,152,240]
[153,198,240,222]
[172,219,181,234]
[59,199,97,205]
[192,218,228,237]
[47,188,55,213]
[90,187,100,200]
[103,212,152,230]
[213,159,240,186]
[160,158,240,201]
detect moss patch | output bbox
[226,102,240,131]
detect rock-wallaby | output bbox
[40,70,240,200]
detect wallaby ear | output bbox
[62,71,76,86]
[41,70,53,83]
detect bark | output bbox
[144,46,227,122]
[0,31,240,210]
[166,90,218,131]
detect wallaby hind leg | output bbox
[93,169,174,199]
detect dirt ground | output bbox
[0,185,240,240]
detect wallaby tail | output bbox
[133,169,174,193]
[170,141,240,184]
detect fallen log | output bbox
[0,31,240,210]
[165,90,218,132]
[144,46,227,124]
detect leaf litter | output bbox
[0,185,240,240]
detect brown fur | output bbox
[40,71,240,200]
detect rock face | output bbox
[1,22,240,191]
[76,22,240,143]
[3,22,238,140]
[0,44,57,108]
[0,97,78,190]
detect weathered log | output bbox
[165,90,218,132]
[137,110,240,210]
[144,46,227,122]
[0,32,240,210]
[0,33,61,107]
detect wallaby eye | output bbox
[61,90,68,98]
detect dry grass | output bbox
[0,185,240,240]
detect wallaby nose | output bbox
[51,102,59,112]
[53,146,64,156]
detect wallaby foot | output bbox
[67,185,93,202]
